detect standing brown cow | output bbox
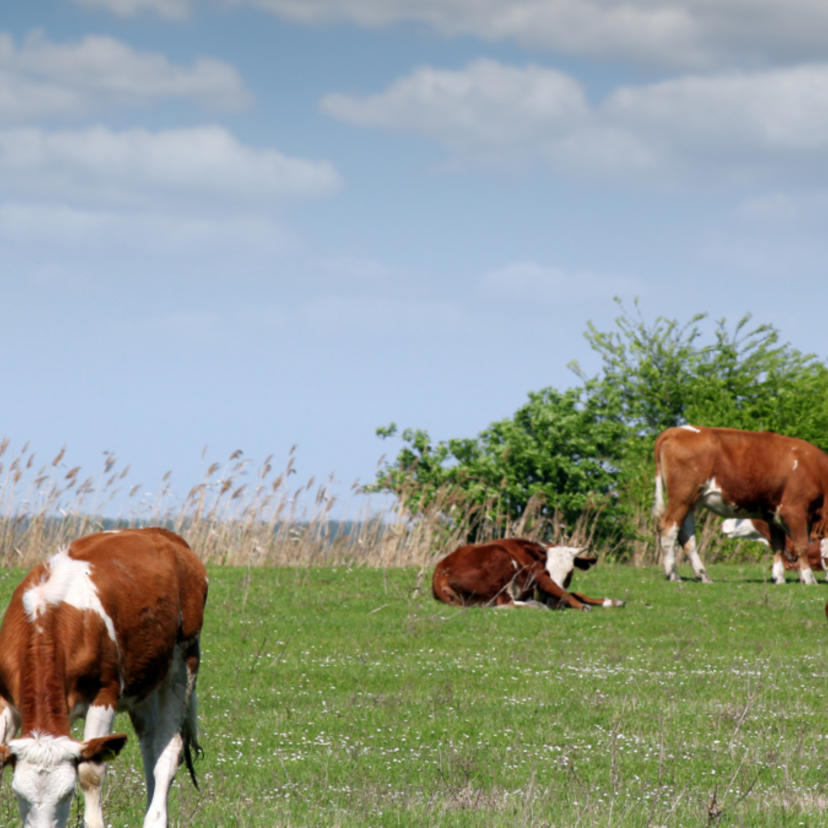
[0,527,208,828]
[654,425,828,583]
[721,517,828,582]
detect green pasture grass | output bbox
[2,563,828,827]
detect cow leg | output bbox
[0,699,18,744]
[773,513,817,585]
[678,511,712,583]
[660,508,704,581]
[658,518,681,580]
[790,530,817,585]
[569,592,626,607]
[79,704,116,828]
[821,540,828,582]
[0,702,17,786]
[131,646,197,828]
[768,525,789,585]
[433,580,464,605]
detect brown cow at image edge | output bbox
[654,425,828,584]
[0,527,208,828]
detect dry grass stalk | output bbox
[0,441,595,568]
[0,439,734,569]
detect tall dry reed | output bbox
[1,439,749,569]
[0,440,609,569]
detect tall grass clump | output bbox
[0,440,603,569]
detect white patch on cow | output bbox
[792,459,798,470]
[543,546,582,588]
[0,703,18,743]
[22,546,117,643]
[698,478,740,517]
[680,425,701,433]
[78,705,117,828]
[770,506,787,530]
[84,705,115,739]
[771,557,786,584]
[602,599,612,607]
[721,518,769,545]
[9,734,82,828]
[659,522,680,580]
[101,529,122,534]
[9,733,82,766]
[800,565,818,586]
[133,645,191,828]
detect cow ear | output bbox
[574,557,598,570]
[80,733,128,764]
[0,745,15,769]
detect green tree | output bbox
[573,300,828,546]
[574,299,828,449]
[371,383,627,539]
[372,301,828,556]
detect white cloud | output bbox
[322,60,586,162]
[72,0,191,21]
[323,60,828,186]
[0,202,291,255]
[0,125,342,209]
[481,261,639,303]
[231,0,828,68]
[0,31,252,123]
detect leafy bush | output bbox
[371,382,626,539]
[372,300,828,555]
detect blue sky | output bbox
[3,0,828,510]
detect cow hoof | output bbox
[668,572,681,582]
[698,573,713,584]
[579,604,592,612]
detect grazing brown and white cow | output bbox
[654,425,828,584]
[432,538,625,611]
[721,517,828,583]
[0,527,208,828]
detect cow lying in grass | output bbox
[721,517,828,583]
[432,538,625,611]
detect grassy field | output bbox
[2,562,828,827]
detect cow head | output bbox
[2,732,126,828]
[544,545,597,589]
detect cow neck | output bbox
[19,611,71,738]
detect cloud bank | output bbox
[230,0,828,68]
[72,0,191,20]
[0,31,252,123]
[0,125,342,208]
[322,59,828,186]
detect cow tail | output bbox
[653,444,666,521]
[180,636,203,789]
[182,688,203,789]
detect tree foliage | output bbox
[575,299,828,449]
[371,300,828,549]
[371,384,626,534]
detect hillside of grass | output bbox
[2,563,827,827]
